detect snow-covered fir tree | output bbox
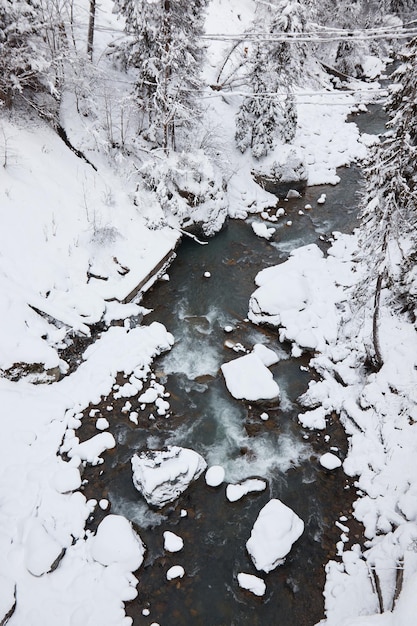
[112,0,209,152]
[354,37,417,368]
[0,0,51,107]
[235,0,307,158]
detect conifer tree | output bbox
[354,37,417,368]
[112,0,209,152]
[235,0,307,158]
[0,0,51,107]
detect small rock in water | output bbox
[129,411,138,425]
[320,452,342,470]
[224,325,234,333]
[304,204,312,210]
[226,478,267,503]
[163,531,184,553]
[205,465,225,487]
[286,220,292,226]
[142,608,150,616]
[203,271,211,278]
[261,211,269,219]
[98,499,109,510]
[96,417,109,431]
[260,412,269,421]
[317,193,327,204]
[276,208,285,217]
[298,210,304,215]
[180,509,187,518]
[286,189,301,199]
[237,572,266,597]
[166,565,185,581]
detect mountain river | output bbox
[78,105,386,626]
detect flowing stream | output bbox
[80,106,387,626]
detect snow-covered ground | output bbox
[0,0,405,624]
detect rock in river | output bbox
[131,446,207,508]
[246,499,304,573]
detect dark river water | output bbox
[79,106,387,626]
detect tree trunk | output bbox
[372,271,384,371]
[87,0,96,61]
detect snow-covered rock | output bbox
[226,479,267,502]
[52,465,82,494]
[252,148,308,196]
[24,519,65,577]
[246,499,304,572]
[251,222,276,240]
[320,452,342,470]
[90,514,145,571]
[166,565,185,580]
[237,572,266,597]
[67,432,116,465]
[252,343,279,367]
[249,243,352,354]
[163,531,184,553]
[205,465,225,487]
[131,446,207,508]
[221,353,280,402]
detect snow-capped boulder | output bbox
[319,452,342,470]
[252,148,308,197]
[237,572,266,597]
[221,353,280,403]
[246,499,304,572]
[205,465,225,487]
[163,531,184,553]
[91,514,145,571]
[166,565,185,580]
[24,519,65,577]
[226,478,267,503]
[131,446,207,508]
[248,244,343,354]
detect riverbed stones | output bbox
[131,446,207,508]
[246,499,304,572]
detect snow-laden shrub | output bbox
[139,150,228,237]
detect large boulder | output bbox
[246,499,304,572]
[221,353,280,403]
[131,446,207,508]
[252,148,308,197]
